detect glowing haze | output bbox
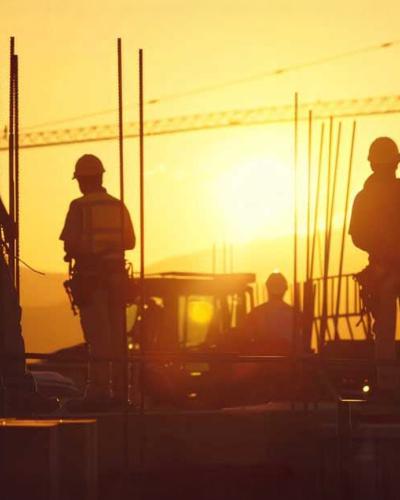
[1,0,400,278]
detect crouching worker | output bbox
[60,155,135,408]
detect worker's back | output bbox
[244,299,295,355]
[60,188,135,263]
[349,173,400,265]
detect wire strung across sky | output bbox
[19,38,400,132]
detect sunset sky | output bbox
[1,0,400,277]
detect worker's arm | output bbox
[0,197,16,243]
[59,201,82,261]
[348,192,388,259]
[123,204,136,250]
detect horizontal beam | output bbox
[1,94,400,150]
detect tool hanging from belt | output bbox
[353,264,385,329]
[64,257,136,314]
[64,260,78,316]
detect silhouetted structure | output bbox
[0,199,26,408]
[350,137,400,398]
[60,154,135,406]
[0,198,57,414]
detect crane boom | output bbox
[1,94,400,150]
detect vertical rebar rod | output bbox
[321,117,333,347]
[13,53,20,300]
[327,122,342,340]
[328,122,342,249]
[306,110,312,281]
[335,122,356,336]
[328,121,343,339]
[324,117,334,272]
[138,47,146,467]
[139,49,145,289]
[117,37,129,476]
[310,123,325,281]
[8,37,15,283]
[292,93,299,408]
[326,122,342,339]
[293,93,298,300]
[117,39,124,204]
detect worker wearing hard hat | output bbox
[243,272,300,355]
[60,154,135,408]
[349,137,400,400]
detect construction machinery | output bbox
[32,271,322,408]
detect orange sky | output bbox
[1,0,400,277]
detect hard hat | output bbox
[368,137,400,164]
[73,154,105,179]
[266,272,288,295]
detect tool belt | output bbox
[64,257,135,315]
[353,264,387,322]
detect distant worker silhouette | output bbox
[349,137,400,399]
[60,155,135,407]
[243,272,300,355]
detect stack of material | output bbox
[0,418,97,500]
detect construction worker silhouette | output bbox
[244,272,299,354]
[349,137,400,399]
[60,155,135,405]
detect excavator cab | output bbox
[128,272,255,349]
[127,272,256,407]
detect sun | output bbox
[214,157,295,243]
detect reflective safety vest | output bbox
[60,189,135,260]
